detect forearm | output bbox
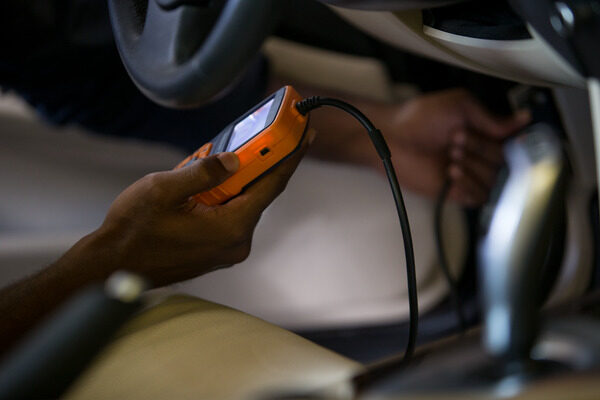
[0,230,114,356]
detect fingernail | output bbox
[217,152,240,172]
[307,128,317,145]
[515,109,532,124]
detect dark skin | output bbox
[277,81,531,206]
[0,129,316,355]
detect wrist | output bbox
[55,227,123,284]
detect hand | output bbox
[87,130,315,287]
[385,89,530,205]
[308,88,530,206]
[0,130,314,351]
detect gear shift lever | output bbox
[479,124,565,362]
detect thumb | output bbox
[161,152,239,205]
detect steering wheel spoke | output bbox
[138,0,222,67]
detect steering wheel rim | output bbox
[108,0,281,108]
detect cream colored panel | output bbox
[423,26,585,88]
[263,37,394,102]
[66,295,362,400]
[330,7,483,72]
[329,7,585,88]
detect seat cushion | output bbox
[65,295,363,400]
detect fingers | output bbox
[225,129,316,216]
[452,130,504,165]
[446,127,500,206]
[155,153,240,205]
[459,92,531,139]
[448,164,488,206]
[450,147,498,187]
[446,126,505,206]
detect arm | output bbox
[0,231,118,358]
[269,78,530,206]
[0,130,315,355]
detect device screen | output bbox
[227,99,275,151]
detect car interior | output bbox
[1,0,600,399]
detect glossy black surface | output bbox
[319,0,465,11]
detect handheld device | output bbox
[175,86,309,205]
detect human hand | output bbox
[87,131,314,287]
[378,89,531,205]
[306,89,529,206]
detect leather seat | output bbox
[65,295,363,400]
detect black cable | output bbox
[382,158,418,359]
[434,179,466,333]
[296,96,418,361]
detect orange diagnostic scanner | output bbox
[174,86,309,206]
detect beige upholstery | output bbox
[263,37,395,103]
[65,295,363,400]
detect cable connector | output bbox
[296,96,321,116]
[296,97,390,160]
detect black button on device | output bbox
[260,147,270,156]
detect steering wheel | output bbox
[108,0,281,108]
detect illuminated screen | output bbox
[227,99,275,151]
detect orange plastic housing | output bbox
[174,86,308,206]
